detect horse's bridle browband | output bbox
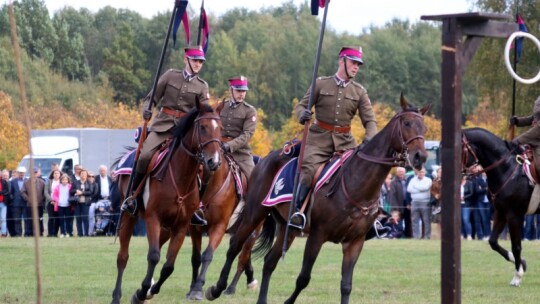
[356,111,424,166]
[180,112,222,163]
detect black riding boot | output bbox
[190,208,207,226]
[288,184,311,230]
[121,172,145,216]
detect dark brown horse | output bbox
[185,148,259,300]
[206,95,430,304]
[462,127,533,286]
[110,101,223,304]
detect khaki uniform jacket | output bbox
[21,178,46,207]
[220,100,258,178]
[516,115,540,172]
[137,69,210,173]
[295,76,377,185]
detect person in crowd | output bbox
[407,167,433,239]
[462,175,475,240]
[430,167,442,238]
[380,173,392,213]
[478,172,492,240]
[71,168,93,236]
[44,169,62,237]
[53,174,73,237]
[9,167,27,236]
[86,171,100,235]
[48,162,61,180]
[389,167,411,238]
[382,210,404,239]
[3,169,14,236]
[90,165,113,235]
[0,169,10,237]
[470,165,488,240]
[21,167,46,236]
[123,46,210,215]
[289,46,377,230]
[70,164,82,183]
[192,75,258,226]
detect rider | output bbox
[510,95,540,174]
[288,46,378,230]
[219,76,258,179]
[122,46,210,222]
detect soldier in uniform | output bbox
[510,95,540,175]
[289,46,378,230]
[122,46,210,219]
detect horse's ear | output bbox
[400,92,409,109]
[420,103,432,116]
[215,99,225,114]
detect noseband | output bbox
[181,112,222,164]
[357,111,424,166]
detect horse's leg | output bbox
[284,233,325,304]
[187,226,203,298]
[224,228,259,295]
[338,238,366,304]
[206,211,267,301]
[507,213,526,286]
[257,223,296,304]
[111,212,137,304]
[131,216,161,303]
[488,210,513,261]
[188,223,228,300]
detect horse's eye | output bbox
[404,121,411,127]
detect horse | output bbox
[206,94,430,304]
[185,146,259,300]
[110,100,223,304]
[462,127,534,286]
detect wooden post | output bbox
[421,12,517,304]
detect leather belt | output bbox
[160,107,186,118]
[314,120,351,133]
[221,136,234,142]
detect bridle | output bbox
[356,110,425,167]
[181,111,222,164]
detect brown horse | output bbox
[206,95,429,304]
[185,149,259,300]
[110,101,223,304]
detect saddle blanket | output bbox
[261,150,354,206]
[112,148,169,177]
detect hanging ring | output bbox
[504,31,540,84]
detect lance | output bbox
[196,0,205,45]
[122,0,189,216]
[509,11,519,140]
[282,0,331,259]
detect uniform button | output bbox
[335,119,338,122]
[182,91,185,93]
[338,98,341,101]
[339,91,342,94]
[337,105,341,107]
[228,118,231,120]
[336,112,339,114]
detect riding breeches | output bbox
[136,131,171,175]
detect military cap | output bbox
[185,46,206,61]
[229,75,249,91]
[339,46,363,64]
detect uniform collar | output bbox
[334,74,350,88]
[183,70,194,82]
[229,99,241,109]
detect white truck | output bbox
[18,128,136,179]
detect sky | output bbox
[37,0,473,34]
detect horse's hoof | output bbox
[145,278,155,300]
[224,287,235,295]
[130,293,144,304]
[187,290,203,301]
[247,279,258,291]
[205,286,217,301]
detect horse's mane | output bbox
[464,127,512,154]
[173,103,215,139]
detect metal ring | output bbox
[504,31,540,84]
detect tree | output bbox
[102,23,150,104]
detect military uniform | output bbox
[220,99,257,178]
[295,75,377,186]
[136,69,209,174]
[515,96,540,172]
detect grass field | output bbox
[1,235,539,304]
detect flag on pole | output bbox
[201,6,209,53]
[311,0,326,16]
[516,14,528,63]
[172,0,190,47]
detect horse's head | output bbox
[176,100,222,171]
[461,128,514,174]
[390,93,430,170]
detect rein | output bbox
[340,176,379,216]
[356,111,424,166]
[180,113,222,163]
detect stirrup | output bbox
[120,196,138,217]
[288,212,306,230]
[190,209,207,226]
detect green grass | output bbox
[1,236,539,303]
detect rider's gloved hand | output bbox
[509,116,518,126]
[299,110,312,125]
[222,142,231,153]
[143,109,152,121]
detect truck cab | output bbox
[18,136,78,179]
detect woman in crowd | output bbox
[53,174,73,237]
[44,169,61,237]
[71,169,93,236]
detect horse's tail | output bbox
[252,213,276,260]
